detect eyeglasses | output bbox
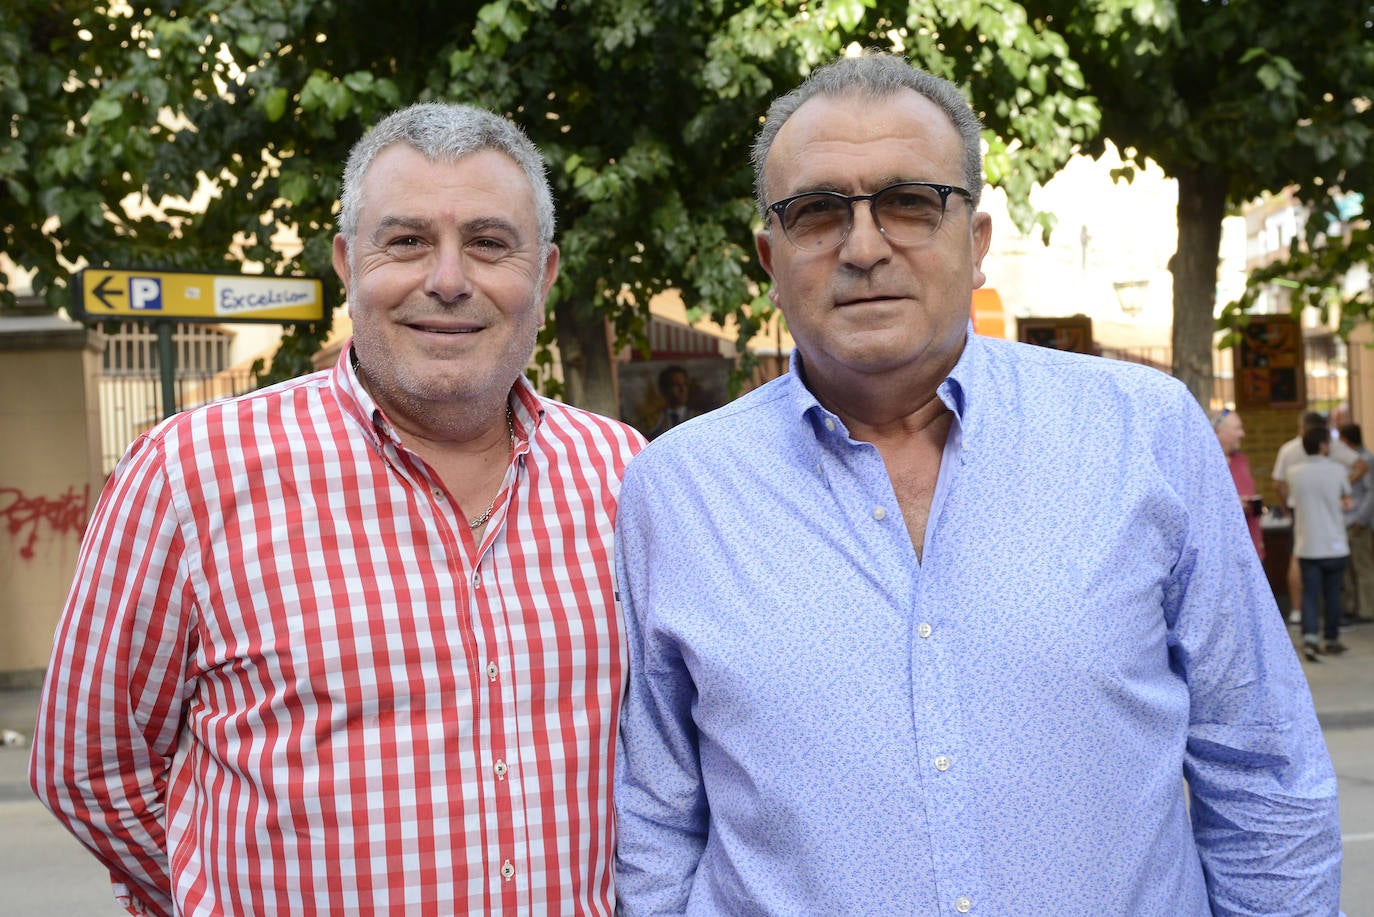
[765,181,974,252]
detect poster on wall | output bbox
[1016,316,1095,354]
[619,359,731,440]
[1236,314,1304,409]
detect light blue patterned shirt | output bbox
[614,331,1342,916]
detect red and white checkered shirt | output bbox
[29,344,645,916]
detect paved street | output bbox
[3,622,1373,915]
[1,686,124,915]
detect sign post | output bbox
[71,268,328,419]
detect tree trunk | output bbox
[553,298,619,416]
[1170,168,1228,407]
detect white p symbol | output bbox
[131,278,161,311]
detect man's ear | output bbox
[757,230,776,278]
[970,211,993,291]
[332,234,351,290]
[536,244,561,329]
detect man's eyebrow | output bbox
[369,215,524,243]
[371,215,431,241]
[795,176,921,196]
[463,216,523,241]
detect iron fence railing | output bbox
[95,340,1348,474]
[1096,345,1239,410]
[1097,341,1346,415]
[99,368,259,474]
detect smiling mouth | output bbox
[408,322,482,334]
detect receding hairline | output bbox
[758,86,968,198]
[751,54,985,214]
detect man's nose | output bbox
[425,245,473,303]
[837,201,892,268]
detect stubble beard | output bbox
[348,276,544,428]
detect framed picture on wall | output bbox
[1016,316,1095,355]
[1236,314,1304,410]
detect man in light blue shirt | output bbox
[613,52,1342,915]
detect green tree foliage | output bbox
[1,0,1096,413]
[1021,0,1374,404]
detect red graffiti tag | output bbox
[0,485,91,559]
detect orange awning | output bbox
[971,287,1006,339]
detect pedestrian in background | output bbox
[1212,407,1264,559]
[1340,422,1374,623]
[648,364,698,439]
[1273,409,1365,620]
[613,51,1342,915]
[1289,425,1353,661]
[30,103,643,915]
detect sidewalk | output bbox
[1293,616,1374,731]
[0,682,124,915]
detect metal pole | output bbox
[157,322,177,419]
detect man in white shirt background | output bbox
[1288,425,1354,661]
[1273,409,1365,621]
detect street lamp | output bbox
[1113,279,1150,318]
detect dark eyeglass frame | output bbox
[765,181,974,252]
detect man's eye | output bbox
[790,196,846,220]
[468,237,513,259]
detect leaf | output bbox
[87,97,123,126]
[342,71,375,92]
[279,171,313,205]
[236,34,263,59]
[829,0,869,32]
[263,87,289,122]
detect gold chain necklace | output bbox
[468,407,515,530]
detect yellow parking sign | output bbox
[73,268,326,324]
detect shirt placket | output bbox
[906,425,988,914]
[467,554,525,913]
[463,451,534,915]
[822,409,989,914]
[406,429,526,913]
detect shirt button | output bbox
[494,759,508,779]
[917,622,933,639]
[955,896,972,913]
[824,417,836,431]
[500,860,515,880]
[934,755,952,772]
[432,487,445,500]
[473,571,482,588]
[486,661,499,681]
[872,506,887,521]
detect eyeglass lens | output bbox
[780,184,954,251]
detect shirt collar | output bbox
[782,323,984,443]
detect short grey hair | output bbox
[337,102,555,249]
[751,51,984,216]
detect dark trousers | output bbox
[1300,555,1347,642]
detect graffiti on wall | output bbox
[0,485,91,559]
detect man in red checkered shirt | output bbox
[30,103,644,916]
